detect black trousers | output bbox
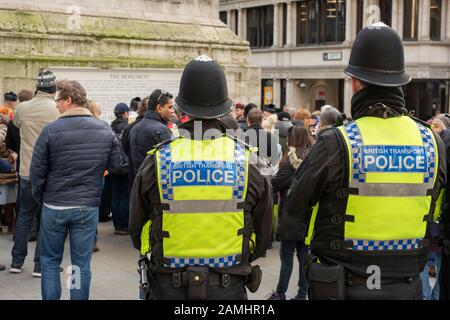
[345,277,423,300]
[149,273,248,300]
[99,175,111,222]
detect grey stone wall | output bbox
[0,0,260,105]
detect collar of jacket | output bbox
[144,110,167,125]
[60,107,93,118]
[248,123,262,130]
[35,91,55,100]
[112,116,128,126]
[178,119,229,139]
[351,85,407,120]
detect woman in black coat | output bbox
[268,122,314,300]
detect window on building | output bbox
[264,5,274,47]
[430,0,442,40]
[357,0,364,33]
[308,0,319,44]
[219,11,227,25]
[403,0,419,41]
[261,79,274,107]
[248,9,259,46]
[235,10,239,35]
[296,0,346,46]
[297,1,308,44]
[403,80,449,120]
[379,0,393,26]
[280,79,287,109]
[247,6,274,48]
[338,79,344,112]
[335,0,346,42]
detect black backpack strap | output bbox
[408,114,431,128]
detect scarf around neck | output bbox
[351,85,408,120]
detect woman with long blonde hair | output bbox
[86,100,102,119]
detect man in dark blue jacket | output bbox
[128,89,173,185]
[30,80,121,300]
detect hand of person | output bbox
[7,153,15,165]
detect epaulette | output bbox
[147,136,181,155]
[408,114,431,128]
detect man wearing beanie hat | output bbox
[287,23,447,300]
[9,70,60,277]
[129,55,272,300]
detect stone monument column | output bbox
[285,0,297,47]
[419,0,431,40]
[447,0,450,40]
[286,78,295,110]
[395,0,404,38]
[238,7,247,41]
[290,1,297,47]
[272,2,280,48]
[345,0,358,43]
[391,0,399,31]
[272,78,281,108]
[343,77,353,118]
[226,10,232,29]
[441,0,448,40]
[0,0,261,110]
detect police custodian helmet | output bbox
[175,55,233,119]
[344,22,411,87]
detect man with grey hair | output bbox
[284,106,297,118]
[318,105,342,134]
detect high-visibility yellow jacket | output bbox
[306,116,445,278]
[140,135,256,270]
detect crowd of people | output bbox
[0,79,442,300]
[0,71,445,300]
[0,64,346,299]
[0,25,448,301]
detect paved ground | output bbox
[0,220,300,300]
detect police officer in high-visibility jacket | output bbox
[129,55,273,300]
[287,23,447,300]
